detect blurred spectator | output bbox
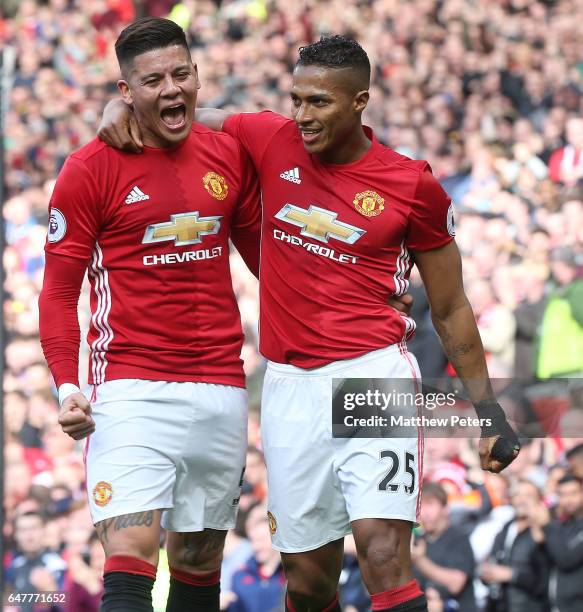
[512,263,548,382]
[480,479,549,612]
[466,278,516,377]
[548,118,583,186]
[470,473,515,608]
[566,443,583,480]
[536,247,583,378]
[531,473,583,612]
[5,512,67,611]
[220,509,254,609]
[242,445,267,505]
[226,505,285,612]
[64,532,105,612]
[544,463,568,511]
[413,482,477,611]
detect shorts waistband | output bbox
[266,343,407,377]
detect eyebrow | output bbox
[290,91,333,99]
[140,65,191,79]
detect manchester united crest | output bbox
[267,511,277,535]
[203,172,229,200]
[353,190,385,217]
[93,481,113,507]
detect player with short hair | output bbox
[39,17,262,612]
[100,34,520,612]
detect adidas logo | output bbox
[280,167,301,184]
[125,186,150,204]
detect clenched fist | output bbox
[58,392,95,440]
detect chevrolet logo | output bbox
[275,204,365,244]
[143,212,221,246]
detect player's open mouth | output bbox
[300,128,322,144]
[160,104,186,130]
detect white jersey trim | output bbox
[393,240,416,341]
[89,243,114,384]
[393,239,411,296]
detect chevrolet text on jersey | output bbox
[143,246,223,266]
[273,229,358,264]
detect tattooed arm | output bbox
[413,240,519,472]
[413,241,490,398]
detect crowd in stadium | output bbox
[2,0,583,610]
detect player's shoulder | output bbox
[191,121,241,148]
[69,137,112,165]
[237,109,291,125]
[190,121,252,169]
[230,109,294,135]
[376,143,431,178]
[66,137,131,179]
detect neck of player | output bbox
[318,123,372,165]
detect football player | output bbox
[40,18,261,612]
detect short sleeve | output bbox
[406,163,455,251]
[223,110,290,170]
[45,155,102,263]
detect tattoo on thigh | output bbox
[96,511,155,544]
[181,529,225,566]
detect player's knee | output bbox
[167,530,225,573]
[286,564,338,607]
[103,539,160,568]
[169,546,222,573]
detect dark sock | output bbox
[100,555,156,612]
[165,567,220,612]
[371,580,428,612]
[285,591,341,612]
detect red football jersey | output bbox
[43,124,260,387]
[223,111,454,368]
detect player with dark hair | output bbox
[39,17,261,612]
[101,34,519,612]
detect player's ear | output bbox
[353,90,369,114]
[118,79,133,105]
[193,62,201,91]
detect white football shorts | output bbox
[85,379,247,532]
[262,343,423,553]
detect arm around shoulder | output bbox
[195,108,234,131]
